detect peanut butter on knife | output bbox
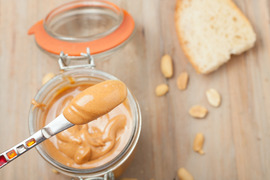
[63,80,127,125]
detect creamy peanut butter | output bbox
[31,99,46,111]
[63,80,127,125]
[42,82,132,169]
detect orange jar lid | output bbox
[28,0,135,57]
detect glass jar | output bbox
[28,66,141,179]
[28,0,140,179]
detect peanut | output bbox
[42,72,55,85]
[206,88,221,107]
[189,105,208,118]
[161,54,173,78]
[177,168,194,180]
[51,169,59,174]
[177,72,189,90]
[193,133,205,155]
[155,84,169,96]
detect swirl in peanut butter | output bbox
[42,83,132,169]
[63,80,127,125]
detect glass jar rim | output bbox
[28,0,136,57]
[28,69,141,177]
[43,0,124,42]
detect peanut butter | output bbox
[31,99,46,111]
[42,82,132,169]
[63,80,127,125]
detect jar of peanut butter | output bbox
[28,1,141,179]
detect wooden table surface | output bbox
[1,0,270,179]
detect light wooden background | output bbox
[0,0,270,179]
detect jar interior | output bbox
[29,69,139,177]
[44,0,123,42]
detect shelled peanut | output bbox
[161,54,173,78]
[178,168,194,180]
[193,133,205,155]
[155,84,169,96]
[177,72,189,90]
[206,88,221,107]
[189,105,208,119]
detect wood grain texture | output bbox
[0,0,270,179]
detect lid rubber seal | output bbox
[28,10,134,56]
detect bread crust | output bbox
[174,0,256,74]
[175,0,202,73]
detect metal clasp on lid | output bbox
[76,171,115,180]
[58,48,96,70]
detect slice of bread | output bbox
[175,0,256,74]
